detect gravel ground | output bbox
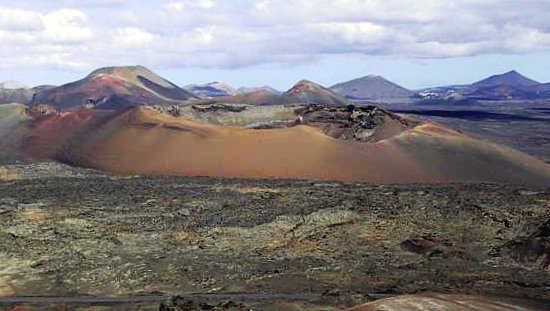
[0,163,549,310]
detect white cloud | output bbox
[162,1,186,11]
[73,0,132,5]
[195,0,215,9]
[40,9,93,43]
[162,0,215,11]
[253,0,269,12]
[25,0,133,8]
[0,6,43,31]
[114,27,154,46]
[0,0,549,71]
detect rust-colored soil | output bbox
[21,106,550,185]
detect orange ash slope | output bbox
[22,106,550,185]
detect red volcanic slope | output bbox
[20,106,550,185]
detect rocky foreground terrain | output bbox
[0,163,549,310]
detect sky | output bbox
[1,0,550,90]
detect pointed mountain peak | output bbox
[283,79,349,106]
[498,70,527,79]
[287,80,327,94]
[474,70,540,87]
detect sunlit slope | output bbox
[21,106,550,185]
[392,123,550,185]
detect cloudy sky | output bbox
[1,0,550,90]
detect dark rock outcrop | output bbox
[295,104,418,142]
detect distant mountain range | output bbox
[2,66,347,110]
[418,71,550,102]
[192,79,350,107]
[328,70,550,103]
[329,70,550,103]
[1,67,549,108]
